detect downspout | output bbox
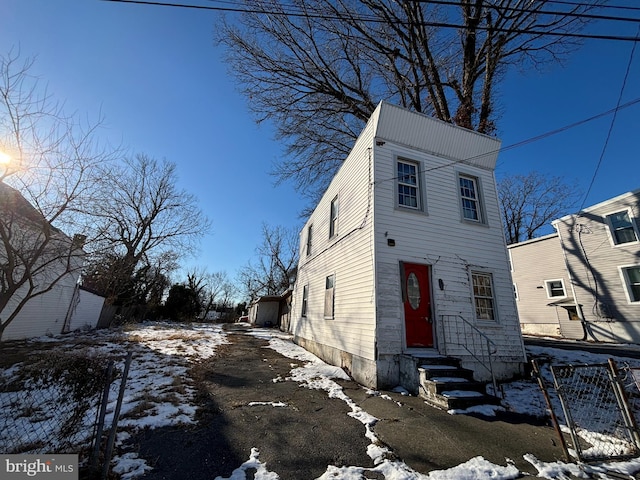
[554,222,592,341]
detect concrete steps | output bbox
[418,357,501,410]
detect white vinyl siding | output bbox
[291,111,377,365]
[374,118,522,363]
[292,102,526,386]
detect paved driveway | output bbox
[133,325,568,480]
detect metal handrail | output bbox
[441,314,499,397]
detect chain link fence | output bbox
[0,349,120,460]
[542,359,640,462]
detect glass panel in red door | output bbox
[403,263,433,347]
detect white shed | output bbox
[290,102,526,393]
[249,296,282,327]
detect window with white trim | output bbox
[621,266,640,302]
[324,274,335,319]
[472,272,496,321]
[545,279,566,298]
[459,174,483,222]
[606,210,638,245]
[329,196,338,238]
[397,159,421,210]
[301,285,309,317]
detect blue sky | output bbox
[1,0,639,283]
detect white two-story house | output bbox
[289,102,526,392]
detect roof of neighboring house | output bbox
[249,292,292,306]
[507,232,559,249]
[553,189,640,224]
[0,181,61,231]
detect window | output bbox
[621,266,640,302]
[306,224,313,256]
[301,285,309,317]
[397,160,420,209]
[472,272,495,320]
[329,196,338,238]
[513,283,519,301]
[459,174,482,222]
[606,210,638,245]
[324,274,335,318]
[545,279,566,298]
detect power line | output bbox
[544,0,640,13]
[411,0,640,25]
[103,0,640,42]
[373,96,640,186]
[579,22,640,210]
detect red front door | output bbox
[402,262,433,347]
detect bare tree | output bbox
[498,171,580,244]
[187,268,236,319]
[239,223,298,300]
[218,0,602,198]
[0,50,114,340]
[87,154,211,312]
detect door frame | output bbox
[399,261,436,351]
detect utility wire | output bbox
[103,0,640,41]
[373,96,640,186]
[579,22,640,210]
[410,0,640,25]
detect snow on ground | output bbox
[0,321,228,479]
[3,322,640,480]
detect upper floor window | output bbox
[329,196,338,238]
[397,160,421,210]
[621,266,640,303]
[606,210,638,245]
[459,174,483,222]
[545,279,566,298]
[472,272,495,321]
[306,224,313,256]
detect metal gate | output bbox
[550,359,640,462]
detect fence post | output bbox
[90,361,114,467]
[608,358,640,450]
[101,351,133,480]
[531,359,570,461]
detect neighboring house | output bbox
[509,190,640,343]
[0,182,89,341]
[289,102,526,392]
